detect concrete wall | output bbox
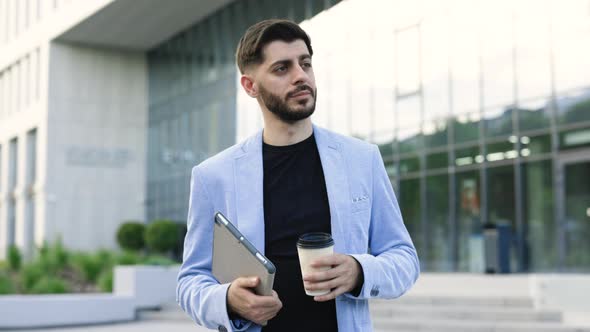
[45,42,147,250]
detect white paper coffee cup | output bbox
[296,232,334,296]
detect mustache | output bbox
[287,85,314,98]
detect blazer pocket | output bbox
[351,195,371,214]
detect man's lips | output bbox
[288,87,313,99]
[290,90,311,98]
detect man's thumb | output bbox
[249,277,260,287]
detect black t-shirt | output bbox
[261,133,338,332]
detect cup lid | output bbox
[296,232,334,249]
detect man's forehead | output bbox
[261,40,310,64]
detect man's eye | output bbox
[302,62,312,68]
[275,66,287,72]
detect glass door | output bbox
[557,150,590,271]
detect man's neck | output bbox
[262,116,313,146]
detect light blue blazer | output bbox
[177,125,419,331]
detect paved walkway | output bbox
[12,321,212,332]
[10,304,215,332]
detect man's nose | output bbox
[291,64,309,85]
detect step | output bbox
[372,317,590,332]
[138,306,193,322]
[373,295,534,308]
[370,305,562,323]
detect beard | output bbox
[258,84,317,123]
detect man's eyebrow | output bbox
[270,59,291,68]
[269,54,312,68]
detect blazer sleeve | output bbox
[176,166,251,332]
[348,145,420,300]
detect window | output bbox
[515,10,551,100]
[518,97,552,132]
[481,8,514,107]
[26,128,37,184]
[483,106,514,139]
[425,175,452,271]
[453,112,480,144]
[523,160,556,270]
[456,170,481,272]
[557,89,590,126]
[395,25,420,96]
[552,0,590,93]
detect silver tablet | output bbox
[212,212,275,296]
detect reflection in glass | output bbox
[556,89,590,125]
[523,160,556,271]
[396,26,420,96]
[453,113,480,144]
[425,175,452,271]
[559,128,590,151]
[384,160,397,178]
[455,145,480,168]
[552,0,590,93]
[450,3,481,115]
[522,133,551,157]
[424,119,448,148]
[564,160,590,270]
[486,139,516,163]
[456,171,481,272]
[481,8,514,107]
[399,155,420,175]
[515,10,551,100]
[396,96,421,129]
[398,126,423,154]
[400,178,423,268]
[426,151,448,170]
[484,107,514,138]
[422,14,451,122]
[487,166,516,225]
[374,132,395,160]
[518,98,552,132]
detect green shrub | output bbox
[7,245,22,271]
[0,272,15,294]
[30,276,68,294]
[37,238,69,274]
[98,270,113,292]
[116,222,146,251]
[95,250,115,271]
[0,260,7,271]
[116,250,140,265]
[21,263,44,293]
[142,255,176,266]
[70,253,102,283]
[173,223,187,262]
[145,220,179,254]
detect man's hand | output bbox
[227,276,282,325]
[302,254,362,302]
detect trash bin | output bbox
[483,222,512,274]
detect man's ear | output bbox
[240,75,258,98]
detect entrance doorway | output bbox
[557,149,590,271]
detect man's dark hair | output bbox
[236,19,313,74]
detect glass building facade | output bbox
[148,0,590,272]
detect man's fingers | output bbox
[310,253,345,268]
[252,295,282,308]
[313,286,347,302]
[235,276,260,288]
[303,263,345,282]
[304,276,342,292]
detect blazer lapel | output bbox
[314,126,350,254]
[234,130,266,253]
